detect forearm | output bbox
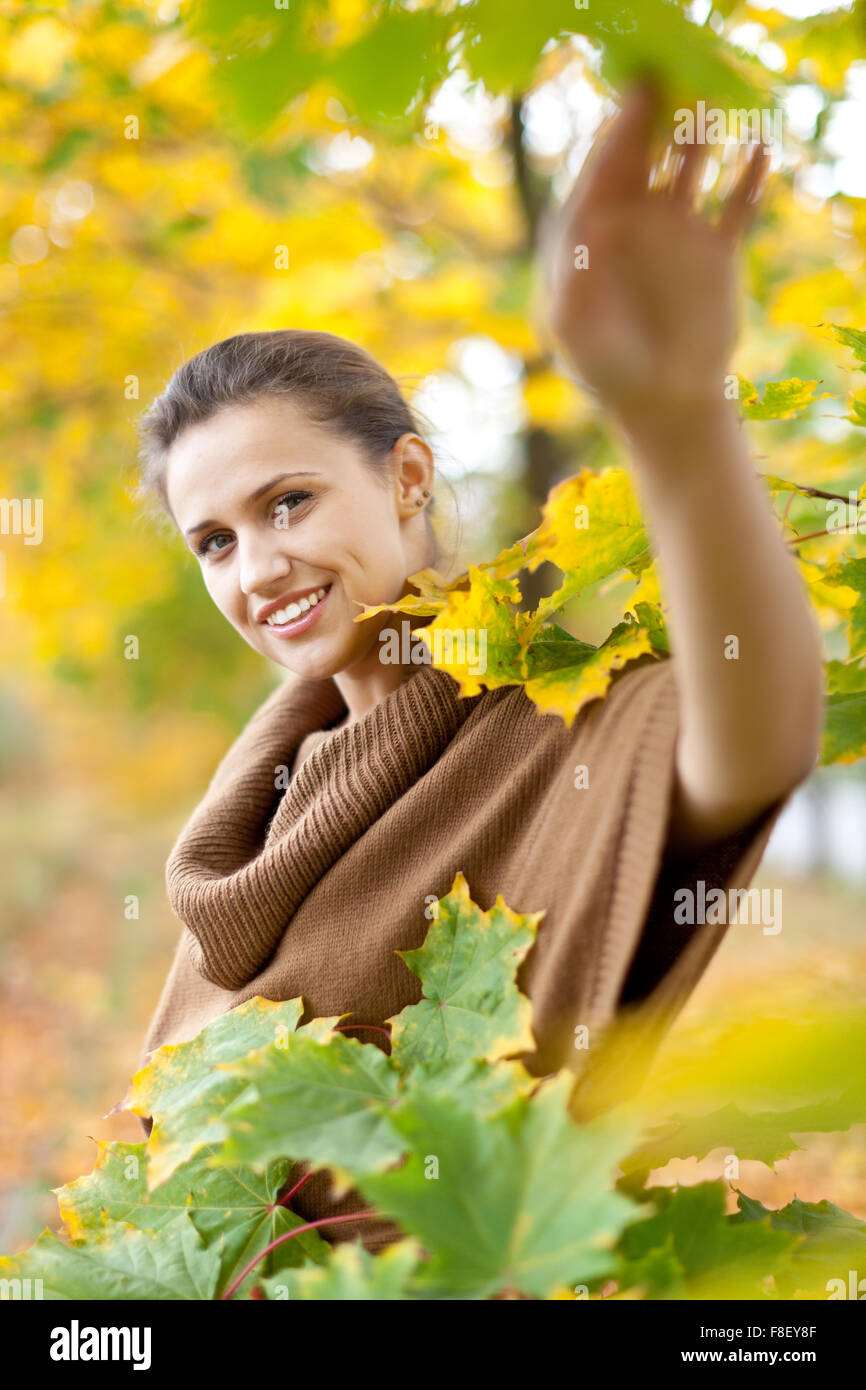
[620,396,825,822]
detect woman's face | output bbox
[165,395,435,682]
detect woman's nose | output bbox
[237,535,293,596]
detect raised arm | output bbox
[544,83,825,857]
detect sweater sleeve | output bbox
[519,654,798,1085]
[581,654,794,1069]
[617,801,788,1015]
[617,654,794,1020]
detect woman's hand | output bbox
[544,83,769,440]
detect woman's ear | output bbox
[391,432,435,516]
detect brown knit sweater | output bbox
[138,654,788,1251]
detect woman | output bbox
[132,86,824,1252]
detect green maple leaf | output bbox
[0,1213,223,1301]
[260,1238,424,1302]
[823,695,866,765]
[829,324,866,370]
[325,8,452,124]
[356,568,529,698]
[388,870,542,1069]
[584,0,766,111]
[191,0,764,136]
[736,1191,866,1243]
[217,1028,402,1179]
[355,469,664,719]
[823,689,866,763]
[760,474,828,500]
[419,568,529,696]
[846,391,866,426]
[620,1102,803,1176]
[734,1193,866,1299]
[461,0,582,91]
[824,556,866,659]
[208,876,544,1182]
[822,658,866,764]
[518,470,649,639]
[402,1055,535,1112]
[518,623,598,676]
[461,0,763,110]
[736,376,834,420]
[188,0,326,137]
[827,659,866,695]
[621,1079,866,1179]
[355,1072,642,1299]
[522,608,666,726]
[477,470,647,618]
[123,996,308,1190]
[617,1183,798,1299]
[612,1234,685,1300]
[56,1142,329,1296]
[827,325,866,426]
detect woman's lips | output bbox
[262,584,332,639]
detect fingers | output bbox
[568,81,659,212]
[718,141,770,239]
[670,140,709,209]
[561,82,771,240]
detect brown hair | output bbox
[133,328,442,564]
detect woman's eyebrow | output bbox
[184,472,321,538]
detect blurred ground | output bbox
[0,783,183,1251]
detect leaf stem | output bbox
[274,1168,316,1208]
[786,522,864,545]
[759,474,864,505]
[221,1211,380,1301]
[333,1023,392,1043]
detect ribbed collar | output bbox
[166,662,485,990]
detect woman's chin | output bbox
[272,652,339,682]
[266,637,356,684]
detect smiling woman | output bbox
[130,87,823,1257]
[135,332,441,710]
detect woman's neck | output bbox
[332,614,434,727]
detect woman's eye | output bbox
[198,532,232,557]
[196,493,312,557]
[272,491,312,527]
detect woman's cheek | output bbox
[202,570,223,611]
[205,569,237,625]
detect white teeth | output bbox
[265,586,329,625]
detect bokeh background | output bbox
[2,0,866,1254]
